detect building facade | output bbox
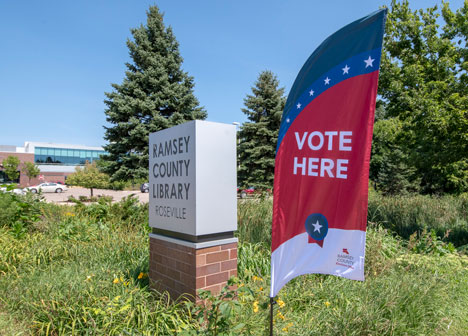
[0,142,107,187]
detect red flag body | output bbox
[270,9,386,297]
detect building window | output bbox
[34,147,107,166]
[0,171,20,184]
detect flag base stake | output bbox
[269,297,276,336]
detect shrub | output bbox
[97,195,113,202]
[0,190,18,227]
[0,186,42,237]
[67,195,79,203]
[108,180,127,190]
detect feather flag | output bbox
[270,9,387,297]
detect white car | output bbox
[0,186,25,195]
[24,183,68,193]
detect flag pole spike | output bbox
[270,297,276,336]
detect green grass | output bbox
[0,193,467,334]
[237,198,273,245]
[0,225,193,335]
[0,196,193,335]
[0,309,31,336]
[237,193,468,250]
[368,191,468,248]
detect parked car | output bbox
[24,183,68,193]
[0,186,25,195]
[237,187,272,198]
[140,182,149,193]
[237,187,255,199]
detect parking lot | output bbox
[41,186,149,204]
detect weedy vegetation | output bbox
[0,188,467,335]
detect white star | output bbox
[342,64,350,74]
[364,56,375,68]
[286,118,290,123]
[296,103,301,109]
[312,220,322,233]
[309,89,314,96]
[324,77,331,85]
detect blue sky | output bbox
[0,0,463,147]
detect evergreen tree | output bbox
[103,6,207,181]
[238,71,285,189]
[376,147,420,195]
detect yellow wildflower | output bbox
[253,301,259,313]
[65,212,75,217]
[324,301,331,307]
[259,287,263,291]
[137,272,147,279]
[113,278,119,284]
[277,298,285,308]
[239,283,244,288]
[85,275,93,282]
[252,275,263,282]
[282,322,293,332]
[276,311,285,320]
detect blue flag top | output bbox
[277,9,387,151]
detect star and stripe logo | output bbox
[305,213,329,243]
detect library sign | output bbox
[149,120,237,242]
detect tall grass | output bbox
[368,192,468,247]
[0,196,193,335]
[237,198,273,244]
[0,193,467,334]
[200,222,468,335]
[237,193,468,249]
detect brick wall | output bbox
[0,152,34,164]
[149,236,237,302]
[0,151,72,187]
[0,152,34,187]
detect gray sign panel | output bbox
[149,120,237,237]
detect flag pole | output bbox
[269,297,276,336]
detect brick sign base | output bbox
[149,234,238,301]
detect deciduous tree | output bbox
[23,162,40,185]
[2,156,20,182]
[376,0,468,194]
[66,162,110,197]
